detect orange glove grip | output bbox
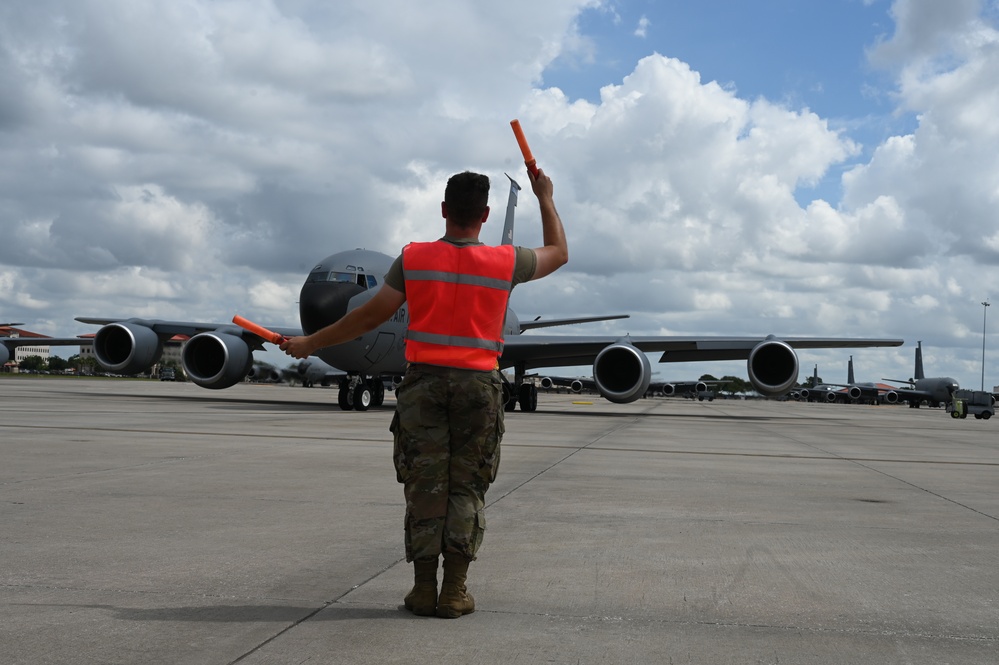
[232,315,286,344]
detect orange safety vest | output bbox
[403,240,516,370]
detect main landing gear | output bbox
[503,376,538,413]
[337,376,386,411]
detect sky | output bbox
[3,0,999,389]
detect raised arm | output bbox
[527,168,568,281]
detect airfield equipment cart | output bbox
[947,389,995,420]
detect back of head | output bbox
[445,171,490,228]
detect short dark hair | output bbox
[444,171,490,228]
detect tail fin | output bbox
[848,355,855,384]
[811,364,818,387]
[915,341,925,380]
[501,173,520,246]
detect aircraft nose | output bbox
[299,281,365,335]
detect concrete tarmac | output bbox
[1,378,997,664]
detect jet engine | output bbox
[539,377,584,393]
[746,336,799,397]
[593,340,652,404]
[848,386,863,401]
[93,321,164,374]
[182,331,253,389]
[660,383,676,396]
[882,390,899,404]
[0,344,10,365]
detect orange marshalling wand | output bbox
[232,315,286,345]
[510,119,539,177]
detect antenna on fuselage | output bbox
[501,173,520,246]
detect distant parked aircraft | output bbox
[882,341,959,408]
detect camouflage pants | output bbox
[390,364,505,562]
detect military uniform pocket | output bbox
[390,410,406,483]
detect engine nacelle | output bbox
[694,381,708,394]
[93,321,164,374]
[848,386,862,401]
[248,362,281,383]
[593,341,652,404]
[746,336,798,397]
[0,344,10,365]
[661,383,676,396]
[825,391,839,403]
[182,332,253,389]
[882,390,899,404]
[540,377,554,389]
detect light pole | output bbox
[982,300,990,391]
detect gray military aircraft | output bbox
[76,176,904,412]
[796,365,843,402]
[801,357,889,404]
[1,325,88,366]
[882,341,959,408]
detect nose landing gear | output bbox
[337,376,386,411]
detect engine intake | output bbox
[93,321,164,374]
[182,332,253,389]
[593,341,651,404]
[746,336,799,397]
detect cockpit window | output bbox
[305,270,373,289]
[366,275,378,288]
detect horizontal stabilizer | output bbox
[519,314,629,332]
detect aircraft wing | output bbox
[75,316,304,389]
[501,334,903,369]
[500,333,903,403]
[75,317,304,341]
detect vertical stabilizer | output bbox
[915,341,925,380]
[811,364,818,387]
[501,173,520,246]
[848,356,855,384]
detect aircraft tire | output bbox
[502,382,517,411]
[353,384,372,411]
[518,383,538,412]
[338,382,353,410]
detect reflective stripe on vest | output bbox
[403,241,516,370]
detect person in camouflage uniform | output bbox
[390,363,504,563]
[282,167,568,618]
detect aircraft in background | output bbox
[76,176,904,412]
[653,379,729,400]
[882,341,959,408]
[796,366,843,403]
[1,325,89,367]
[801,357,896,404]
[246,360,283,383]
